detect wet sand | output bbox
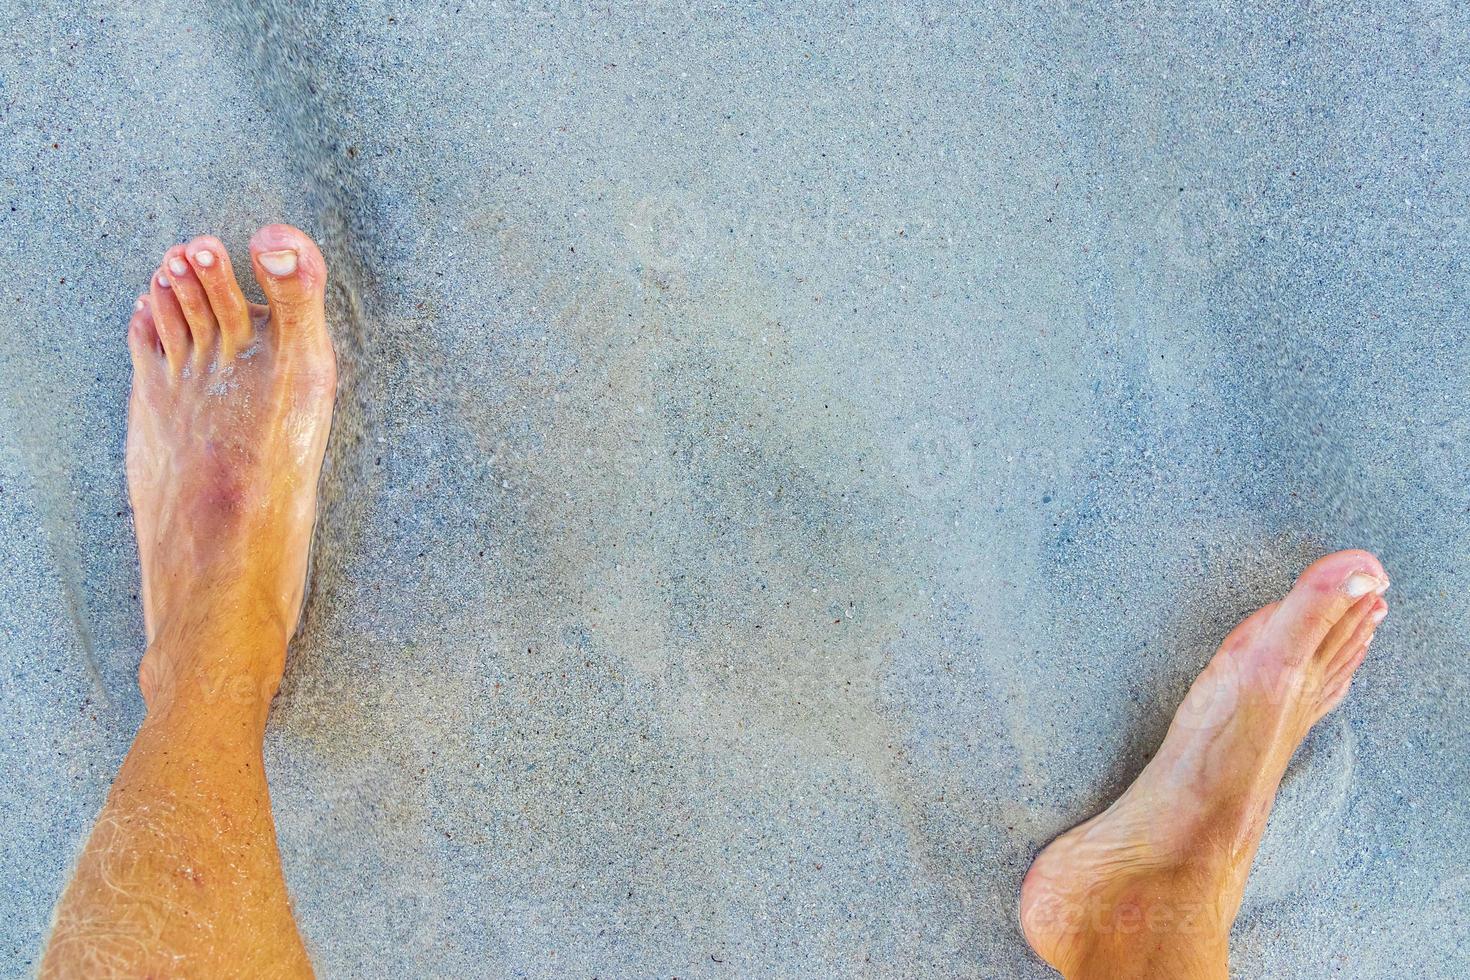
[2,2,1468,975]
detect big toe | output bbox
[1268,549,1388,656]
[249,223,329,346]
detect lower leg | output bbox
[42,602,310,977]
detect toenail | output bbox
[168,258,188,276]
[195,249,216,268]
[1371,606,1388,624]
[134,299,144,312]
[1343,572,1384,597]
[259,249,298,276]
[157,274,171,288]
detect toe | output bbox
[1315,592,1381,665]
[128,295,161,365]
[1267,550,1388,658]
[149,267,191,372]
[162,246,219,357]
[249,223,328,347]
[184,235,253,352]
[1324,597,1385,679]
[1315,635,1372,723]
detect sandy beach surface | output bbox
[2,1,1467,975]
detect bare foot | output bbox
[127,224,335,709]
[36,225,330,977]
[1019,550,1389,979]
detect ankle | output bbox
[144,563,297,645]
[139,597,290,717]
